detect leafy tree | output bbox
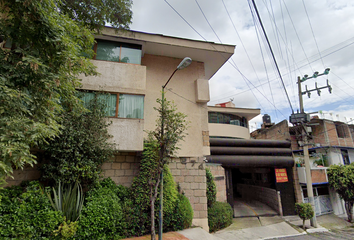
[40,95,116,186]
[327,163,354,222]
[145,95,188,240]
[60,0,133,32]
[295,203,314,229]
[0,0,132,185]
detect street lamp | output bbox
[159,57,192,240]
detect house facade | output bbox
[206,102,297,216]
[6,28,235,231]
[251,116,354,216]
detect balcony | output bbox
[297,167,328,184]
[208,123,250,139]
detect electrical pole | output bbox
[291,69,331,228]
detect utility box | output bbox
[289,113,310,124]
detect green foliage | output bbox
[76,177,125,240]
[60,0,133,32]
[295,203,314,229]
[208,201,233,233]
[53,219,79,240]
[167,193,193,231]
[46,181,84,222]
[327,163,354,222]
[206,168,217,207]
[40,95,116,186]
[0,0,97,185]
[0,181,63,238]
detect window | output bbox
[81,91,144,119]
[94,40,142,64]
[336,123,348,138]
[341,149,350,165]
[208,112,248,128]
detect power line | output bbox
[250,0,294,114]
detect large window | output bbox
[208,112,248,128]
[81,91,144,119]
[94,40,142,64]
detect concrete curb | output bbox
[306,227,329,233]
[262,232,307,239]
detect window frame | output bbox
[93,39,142,65]
[80,90,145,120]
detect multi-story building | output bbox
[6,28,235,231]
[252,116,354,216]
[206,102,297,217]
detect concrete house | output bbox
[206,101,297,217]
[7,28,235,231]
[251,116,354,216]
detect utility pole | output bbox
[290,68,331,228]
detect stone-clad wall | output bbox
[168,157,209,232]
[206,164,226,203]
[101,152,140,187]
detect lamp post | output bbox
[159,57,192,240]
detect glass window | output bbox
[96,40,121,62]
[118,94,144,119]
[81,92,143,119]
[95,40,142,64]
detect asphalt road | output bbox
[269,228,354,240]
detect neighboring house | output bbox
[206,102,297,216]
[6,28,235,231]
[251,116,354,216]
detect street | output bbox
[269,228,354,240]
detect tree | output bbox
[295,203,314,229]
[40,94,116,186]
[145,95,188,240]
[0,0,132,185]
[327,163,354,222]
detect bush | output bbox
[168,193,194,231]
[76,178,125,239]
[0,181,63,239]
[206,168,216,207]
[295,203,314,229]
[208,201,233,233]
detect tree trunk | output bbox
[345,201,353,222]
[303,219,305,230]
[151,197,156,240]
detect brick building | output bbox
[252,116,354,216]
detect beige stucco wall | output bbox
[208,123,250,139]
[142,54,210,157]
[108,119,144,151]
[81,60,146,95]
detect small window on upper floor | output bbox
[336,123,349,138]
[94,39,142,64]
[341,149,350,165]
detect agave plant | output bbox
[46,181,84,222]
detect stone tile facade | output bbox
[206,164,226,203]
[5,164,41,187]
[101,152,140,187]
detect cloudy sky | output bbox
[130,0,354,132]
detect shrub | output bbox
[168,193,194,231]
[208,201,233,232]
[0,181,63,239]
[76,178,125,239]
[206,168,216,207]
[295,203,314,229]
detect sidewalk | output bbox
[122,213,353,240]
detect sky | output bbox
[130,0,354,132]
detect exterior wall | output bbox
[80,60,146,151]
[168,158,209,232]
[101,153,140,187]
[251,120,290,141]
[292,167,303,203]
[142,54,210,157]
[5,164,41,187]
[206,164,226,203]
[209,123,250,139]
